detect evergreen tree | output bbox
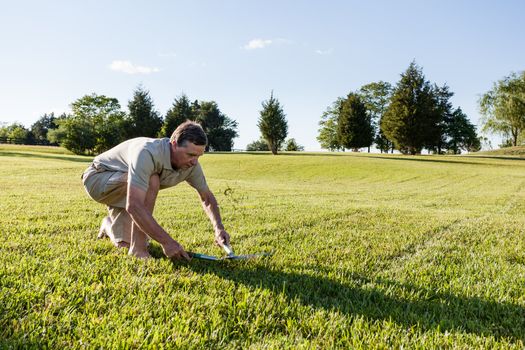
[426,84,454,154]
[337,93,374,151]
[258,91,288,155]
[194,101,238,151]
[381,61,437,155]
[445,107,480,154]
[126,85,163,139]
[161,93,193,138]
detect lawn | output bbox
[0,145,524,349]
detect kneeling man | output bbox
[81,121,230,260]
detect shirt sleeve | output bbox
[186,163,209,192]
[128,147,155,192]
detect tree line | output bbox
[318,61,482,154]
[2,62,523,155]
[0,86,302,156]
[0,86,240,155]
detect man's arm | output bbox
[126,184,190,260]
[198,189,231,247]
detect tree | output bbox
[258,92,288,155]
[161,93,193,138]
[424,84,454,154]
[126,85,163,139]
[359,81,393,153]
[0,123,30,144]
[381,61,439,155]
[445,107,480,154]
[246,138,270,151]
[317,99,344,151]
[337,93,374,151]
[192,101,238,151]
[284,138,304,151]
[51,116,96,154]
[51,94,126,154]
[31,113,58,144]
[479,71,525,147]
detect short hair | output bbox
[170,120,208,147]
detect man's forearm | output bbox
[127,203,173,245]
[201,192,224,231]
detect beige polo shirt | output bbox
[93,137,209,193]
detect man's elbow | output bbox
[126,201,140,217]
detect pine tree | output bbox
[445,107,480,154]
[258,91,288,155]
[194,101,238,151]
[381,61,437,155]
[337,93,374,151]
[126,85,163,139]
[161,93,193,138]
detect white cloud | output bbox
[109,60,160,74]
[315,48,333,55]
[244,38,273,50]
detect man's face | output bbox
[171,141,205,170]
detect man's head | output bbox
[169,121,207,170]
[170,120,208,147]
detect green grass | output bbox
[473,145,525,158]
[1,146,524,349]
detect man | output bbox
[81,121,230,260]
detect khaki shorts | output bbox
[82,164,132,243]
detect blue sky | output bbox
[1,0,524,150]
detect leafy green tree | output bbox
[479,71,525,146]
[72,94,127,154]
[284,138,304,151]
[126,85,163,139]
[51,94,126,154]
[246,138,270,151]
[359,81,393,152]
[258,92,288,155]
[194,101,238,151]
[317,99,344,151]
[381,61,439,155]
[337,93,374,151]
[161,93,193,138]
[31,113,58,144]
[51,116,96,154]
[0,123,30,144]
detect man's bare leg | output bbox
[98,216,130,248]
[128,174,159,258]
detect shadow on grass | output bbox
[0,151,90,163]
[178,259,524,343]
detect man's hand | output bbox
[162,239,191,261]
[214,228,230,248]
